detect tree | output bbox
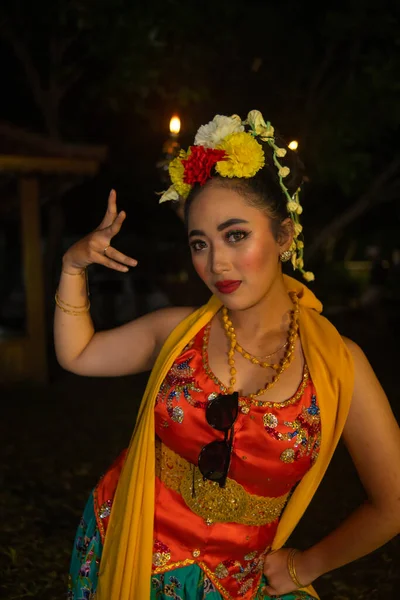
[293,0,400,257]
[1,0,399,259]
[0,0,191,138]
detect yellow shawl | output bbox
[97,276,354,599]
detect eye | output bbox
[190,239,207,252]
[226,229,249,243]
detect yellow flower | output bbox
[291,252,297,270]
[216,132,265,178]
[294,223,303,237]
[286,201,299,213]
[279,166,290,178]
[276,147,287,158]
[159,185,179,203]
[296,240,304,249]
[303,271,315,282]
[296,257,304,269]
[296,204,303,215]
[169,151,191,199]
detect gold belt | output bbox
[155,439,289,527]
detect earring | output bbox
[280,250,292,263]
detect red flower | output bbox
[182,146,226,186]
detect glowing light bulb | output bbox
[288,140,299,151]
[169,116,181,135]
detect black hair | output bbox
[183,133,305,242]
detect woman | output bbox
[55,111,400,600]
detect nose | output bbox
[209,245,231,275]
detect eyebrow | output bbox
[188,218,249,238]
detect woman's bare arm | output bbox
[296,337,400,584]
[54,190,195,376]
[55,305,194,377]
[263,337,400,595]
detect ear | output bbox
[277,218,294,251]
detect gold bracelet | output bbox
[55,298,90,316]
[62,268,86,276]
[61,266,90,297]
[55,292,90,315]
[287,548,304,589]
[55,290,89,310]
[55,302,88,316]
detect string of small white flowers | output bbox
[247,119,314,282]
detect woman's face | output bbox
[187,183,287,309]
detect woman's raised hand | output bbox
[62,190,138,273]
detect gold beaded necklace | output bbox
[221,292,300,409]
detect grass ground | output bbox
[1,306,399,600]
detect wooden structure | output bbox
[0,121,107,384]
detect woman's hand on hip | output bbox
[62,189,138,273]
[263,548,314,596]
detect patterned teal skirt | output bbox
[68,491,317,600]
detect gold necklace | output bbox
[233,338,288,368]
[244,340,288,361]
[222,294,299,370]
[222,292,300,408]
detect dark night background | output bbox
[0,0,399,598]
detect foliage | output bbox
[0,0,399,252]
[302,0,400,196]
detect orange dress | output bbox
[95,322,321,600]
[152,323,321,599]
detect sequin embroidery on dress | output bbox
[67,323,321,600]
[156,354,203,423]
[152,323,322,600]
[263,394,321,464]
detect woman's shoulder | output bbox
[341,335,370,372]
[341,335,360,352]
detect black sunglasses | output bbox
[197,392,239,488]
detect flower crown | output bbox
[159,110,314,282]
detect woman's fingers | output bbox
[107,210,126,237]
[97,191,127,239]
[103,245,138,268]
[263,584,278,597]
[98,189,118,229]
[63,191,134,271]
[90,192,135,272]
[100,255,131,273]
[262,548,306,596]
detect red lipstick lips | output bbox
[215,280,242,294]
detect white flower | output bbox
[158,185,179,203]
[194,115,244,148]
[246,110,274,138]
